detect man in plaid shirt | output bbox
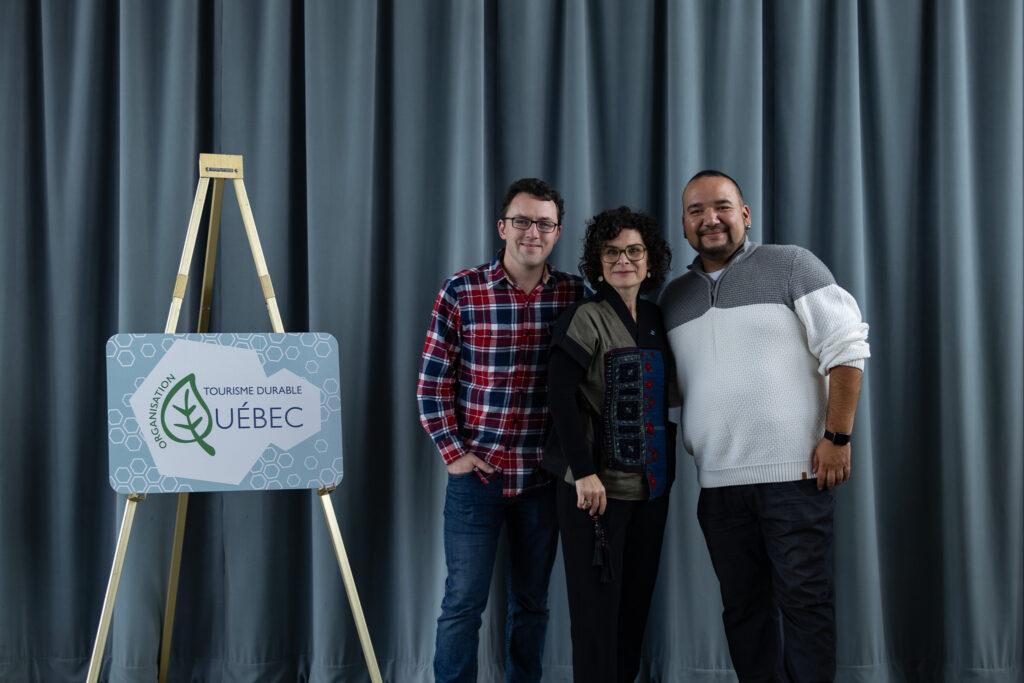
[418,177,584,682]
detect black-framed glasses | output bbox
[503,216,560,233]
[601,244,647,263]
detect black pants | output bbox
[698,480,836,683]
[556,480,670,683]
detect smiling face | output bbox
[498,192,562,278]
[601,228,648,299]
[682,175,751,271]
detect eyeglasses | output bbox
[503,217,560,233]
[601,244,647,263]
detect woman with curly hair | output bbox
[543,206,677,681]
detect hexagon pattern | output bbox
[107,333,343,493]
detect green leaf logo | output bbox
[161,373,216,456]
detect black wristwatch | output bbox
[823,429,851,446]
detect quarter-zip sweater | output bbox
[658,241,870,488]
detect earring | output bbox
[647,272,652,279]
[597,275,604,282]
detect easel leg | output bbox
[158,177,222,682]
[233,178,285,333]
[318,488,383,683]
[157,492,189,683]
[166,176,211,333]
[87,494,145,683]
[197,178,225,333]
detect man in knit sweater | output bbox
[659,170,869,682]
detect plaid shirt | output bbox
[417,252,584,497]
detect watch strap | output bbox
[823,429,851,446]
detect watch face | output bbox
[831,432,851,446]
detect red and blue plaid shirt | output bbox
[417,252,584,497]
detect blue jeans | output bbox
[698,480,836,683]
[434,473,559,683]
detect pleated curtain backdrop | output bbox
[0,0,1021,681]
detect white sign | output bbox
[106,333,343,493]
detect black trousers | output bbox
[556,480,670,683]
[697,480,836,683]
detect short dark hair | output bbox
[579,206,672,294]
[500,178,565,224]
[684,169,745,203]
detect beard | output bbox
[697,229,744,260]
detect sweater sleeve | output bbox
[790,248,871,375]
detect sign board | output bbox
[105,333,343,493]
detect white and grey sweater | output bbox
[659,241,870,488]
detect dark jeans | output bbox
[697,480,836,683]
[557,481,671,683]
[434,473,559,683]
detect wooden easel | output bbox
[87,154,382,683]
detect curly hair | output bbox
[500,178,565,224]
[579,206,671,294]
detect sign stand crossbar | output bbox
[87,154,382,683]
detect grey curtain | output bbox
[1,0,1021,681]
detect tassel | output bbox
[590,513,613,584]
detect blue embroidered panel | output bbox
[639,350,668,499]
[603,349,646,472]
[603,348,668,499]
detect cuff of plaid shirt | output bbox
[437,438,468,465]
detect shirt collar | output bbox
[687,240,758,274]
